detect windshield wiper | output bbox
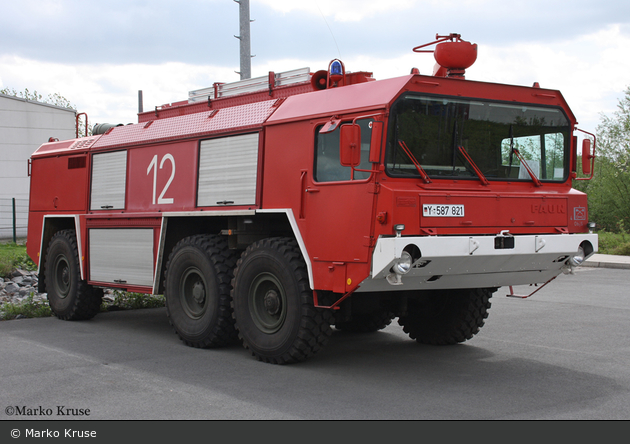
[398,140,432,184]
[511,147,543,187]
[458,146,489,185]
[507,124,542,187]
[508,125,515,177]
[451,121,459,174]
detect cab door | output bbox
[300,117,380,291]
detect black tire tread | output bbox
[44,229,102,321]
[232,237,333,364]
[164,234,238,348]
[335,310,396,333]
[398,288,493,345]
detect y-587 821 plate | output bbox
[422,204,465,217]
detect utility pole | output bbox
[234,0,252,80]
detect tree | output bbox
[0,87,74,109]
[575,87,630,232]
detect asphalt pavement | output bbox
[0,250,629,423]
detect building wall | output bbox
[0,94,76,238]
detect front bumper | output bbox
[356,233,598,292]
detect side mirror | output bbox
[582,139,592,175]
[340,124,361,167]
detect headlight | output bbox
[393,251,413,275]
[569,246,585,267]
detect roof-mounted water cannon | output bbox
[413,33,477,79]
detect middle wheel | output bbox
[231,237,333,364]
[164,234,238,348]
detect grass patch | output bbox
[0,291,166,321]
[0,294,52,320]
[104,291,165,311]
[1,242,165,320]
[597,230,630,255]
[0,242,36,278]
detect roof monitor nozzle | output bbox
[413,33,477,79]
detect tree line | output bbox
[574,87,630,234]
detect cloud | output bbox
[2,0,629,133]
[474,24,630,130]
[2,0,628,67]
[255,0,415,22]
[0,0,238,65]
[0,55,239,124]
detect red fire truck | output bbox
[27,34,597,364]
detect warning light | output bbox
[330,60,343,76]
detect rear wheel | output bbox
[44,229,102,320]
[231,237,333,364]
[398,288,494,345]
[164,235,238,348]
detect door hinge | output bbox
[368,183,380,194]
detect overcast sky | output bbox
[2,0,629,133]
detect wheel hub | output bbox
[249,272,288,334]
[192,281,205,305]
[180,267,208,320]
[54,256,71,298]
[263,290,281,315]
[61,266,70,287]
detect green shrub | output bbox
[596,230,630,255]
[0,242,36,278]
[103,291,165,311]
[0,294,52,320]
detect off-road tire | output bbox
[334,310,396,333]
[231,237,333,364]
[398,288,494,345]
[44,229,103,320]
[164,235,238,348]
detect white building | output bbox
[0,93,76,239]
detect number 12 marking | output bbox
[147,154,175,205]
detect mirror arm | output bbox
[575,128,596,181]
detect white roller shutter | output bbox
[89,228,154,286]
[197,133,259,206]
[90,150,127,210]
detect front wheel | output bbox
[231,238,333,364]
[44,229,103,320]
[398,288,494,345]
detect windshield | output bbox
[386,94,571,182]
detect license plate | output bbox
[422,204,465,217]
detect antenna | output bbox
[316,4,341,58]
[234,0,253,80]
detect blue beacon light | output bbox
[330,60,343,76]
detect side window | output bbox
[314,119,373,182]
